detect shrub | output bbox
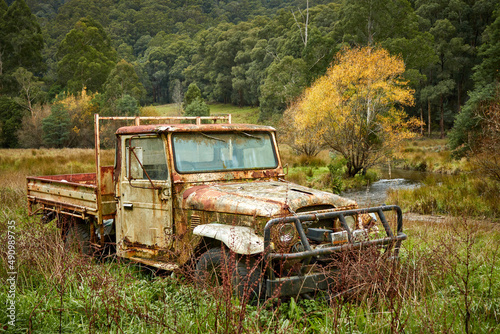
[184,97,210,117]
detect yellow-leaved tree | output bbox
[41,88,98,148]
[292,46,421,176]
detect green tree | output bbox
[104,59,146,102]
[12,67,44,115]
[1,0,44,73]
[450,8,500,155]
[57,17,117,93]
[183,82,202,110]
[42,103,70,148]
[259,56,308,119]
[413,0,497,137]
[184,97,210,117]
[115,94,139,116]
[0,0,9,77]
[0,97,24,148]
[0,0,44,95]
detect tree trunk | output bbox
[457,79,462,114]
[440,94,444,139]
[420,107,423,136]
[428,98,431,137]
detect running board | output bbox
[128,256,179,271]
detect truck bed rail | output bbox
[27,166,116,220]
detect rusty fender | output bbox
[193,223,264,255]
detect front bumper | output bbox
[263,205,407,297]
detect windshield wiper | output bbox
[201,132,226,142]
[238,132,262,139]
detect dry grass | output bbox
[0,148,114,186]
[393,137,472,173]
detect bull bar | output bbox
[263,205,407,297]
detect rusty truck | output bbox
[27,114,407,298]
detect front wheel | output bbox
[195,248,262,300]
[195,248,228,287]
[232,256,262,301]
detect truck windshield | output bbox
[172,132,278,173]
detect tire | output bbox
[232,256,262,301]
[65,223,92,256]
[195,248,262,300]
[195,248,229,288]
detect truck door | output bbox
[118,135,173,251]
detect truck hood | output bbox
[182,180,357,218]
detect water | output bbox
[341,168,426,207]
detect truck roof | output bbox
[115,123,276,135]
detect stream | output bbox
[340,168,430,207]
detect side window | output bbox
[126,136,169,180]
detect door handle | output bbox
[123,203,133,210]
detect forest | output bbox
[0,0,498,153]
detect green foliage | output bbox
[42,104,70,148]
[0,0,44,73]
[182,82,202,110]
[0,97,24,148]
[259,56,308,119]
[388,174,500,218]
[449,9,500,156]
[184,97,209,117]
[12,67,44,113]
[328,156,347,194]
[115,94,139,116]
[0,0,44,97]
[56,17,117,94]
[104,59,146,102]
[0,0,498,148]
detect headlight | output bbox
[278,223,296,244]
[271,222,298,251]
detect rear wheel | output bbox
[65,223,92,256]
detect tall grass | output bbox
[388,174,500,219]
[1,211,498,333]
[1,149,499,333]
[393,137,472,174]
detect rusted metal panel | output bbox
[115,123,275,135]
[182,181,357,219]
[117,134,174,258]
[27,173,97,185]
[27,177,98,213]
[27,168,117,218]
[100,166,115,195]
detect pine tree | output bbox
[42,104,70,148]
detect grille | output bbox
[190,215,201,230]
